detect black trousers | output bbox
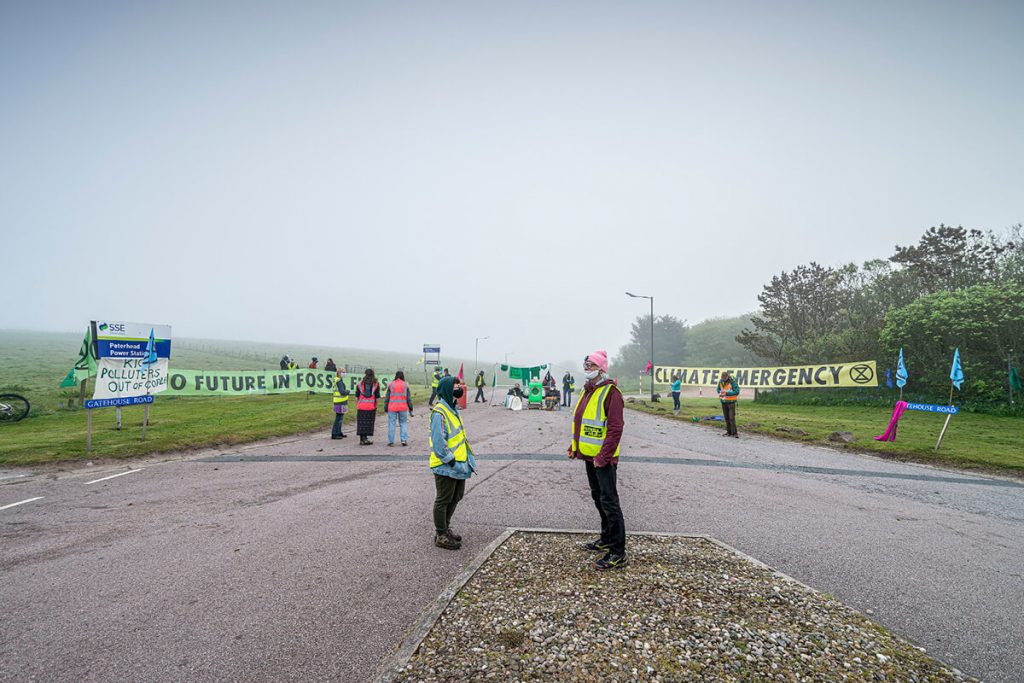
[722,401,737,435]
[585,460,625,555]
[433,475,466,533]
[475,387,486,402]
[428,388,438,406]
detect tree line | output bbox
[615,224,1023,407]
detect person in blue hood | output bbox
[429,376,477,550]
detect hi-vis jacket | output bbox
[429,401,477,479]
[717,377,740,403]
[332,379,350,405]
[570,381,623,461]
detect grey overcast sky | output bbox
[2,1,1021,365]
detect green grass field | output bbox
[0,330,465,466]
[626,398,1024,477]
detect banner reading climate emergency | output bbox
[654,361,877,389]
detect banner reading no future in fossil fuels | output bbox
[164,369,391,396]
[654,361,878,389]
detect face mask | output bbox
[452,387,464,399]
[584,369,600,380]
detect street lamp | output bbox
[475,336,489,373]
[626,291,656,402]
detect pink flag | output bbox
[458,363,464,380]
[875,401,909,442]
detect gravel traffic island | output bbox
[391,532,975,682]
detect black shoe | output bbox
[434,533,461,550]
[387,442,394,447]
[401,441,408,447]
[733,434,739,438]
[331,436,342,440]
[594,552,628,570]
[721,432,731,437]
[583,539,611,552]
[446,529,462,543]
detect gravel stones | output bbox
[393,532,974,682]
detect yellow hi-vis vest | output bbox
[431,374,440,389]
[428,402,469,468]
[571,383,622,459]
[332,382,349,404]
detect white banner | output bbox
[93,358,170,400]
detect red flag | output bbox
[458,363,465,380]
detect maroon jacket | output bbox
[570,377,624,467]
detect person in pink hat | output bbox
[567,349,628,570]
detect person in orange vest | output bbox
[355,368,381,445]
[385,370,414,446]
[717,370,741,437]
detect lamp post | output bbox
[475,336,489,374]
[626,291,656,402]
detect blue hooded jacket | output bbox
[430,377,476,480]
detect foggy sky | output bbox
[2,1,1021,366]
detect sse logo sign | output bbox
[98,322,126,334]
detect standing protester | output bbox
[331,370,349,439]
[288,358,297,370]
[385,370,414,447]
[717,370,741,437]
[355,369,381,445]
[568,349,627,570]
[429,376,475,550]
[324,358,337,373]
[562,371,575,407]
[428,368,442,406]
[474,370,487,403]
[308,357,318,369]
[280,355,289,370]
[671,372,682,413]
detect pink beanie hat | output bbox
[586,349,609,373]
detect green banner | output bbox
[166,369,342,396]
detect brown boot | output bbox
[435,533,461,550]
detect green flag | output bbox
[60,328,97,387]
[59,367,77,388]
[1011,366,1023,392]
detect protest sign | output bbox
[654,362,877,389]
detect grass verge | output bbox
[625,398,1024,478]
[0,388,431,467]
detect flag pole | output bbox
[935,381,955,451]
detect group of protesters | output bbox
[325,352,741,572]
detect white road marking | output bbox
[0,496,43,511]
[85,469,143,485]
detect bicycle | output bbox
[0,393,30,423]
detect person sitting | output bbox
[507,383,525,399]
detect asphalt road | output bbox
[2,402,1021,682]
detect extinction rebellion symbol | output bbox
[850,364,874,384]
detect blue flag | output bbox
[142,328,158,368]
[896,348,908,389]
[885,368,893,388]
[950,347,964,390]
